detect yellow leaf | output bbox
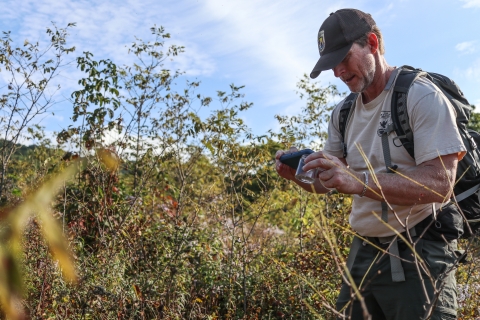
[0,246,26,320]
[38,208,77,283]
[96,148,120,171]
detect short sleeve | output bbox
[408,77,466,165]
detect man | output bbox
[275,8,466,319]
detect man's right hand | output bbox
[275,147,298,181]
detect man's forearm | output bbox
[360,163,455,206]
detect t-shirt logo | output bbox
[377,111,392,136]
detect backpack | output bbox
[338,65,480,238]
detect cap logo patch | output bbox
[318,30,325,53]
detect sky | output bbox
[1,0,480,139]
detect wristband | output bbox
[359,172,368,197]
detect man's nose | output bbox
[333,63,345,78]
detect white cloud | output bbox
[168,41,217,77]
[189,0,356,111]
[456,41,477,54]
[0,0,220,128]
[0,0,215,73]
[460,0,480,8]
[199,0,312,85]
[464,59,480,81]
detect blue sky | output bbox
[1,0,479,138]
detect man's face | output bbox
[332,43,375,93]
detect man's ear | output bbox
[367,33,379,54]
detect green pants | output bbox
[336,236,458,319]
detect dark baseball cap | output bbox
[310,9,376,79]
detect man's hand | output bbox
[275,147,298,181]
[302,151,364,195]
[275,148,353,195]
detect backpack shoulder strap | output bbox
[339,92,360,158]
[390,66,425,159]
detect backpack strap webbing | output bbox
[456,183,480,203]
[380,122,396,222]
[390,66,425,159]
[378,67,421,282]
[338,92,360,158]
[347,226,419,283]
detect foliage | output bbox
[467,105,480,132]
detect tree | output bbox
[271,74,344,151]
[0,23,75,203]
[468,105,480,132]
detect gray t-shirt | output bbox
[324,69,466,237]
